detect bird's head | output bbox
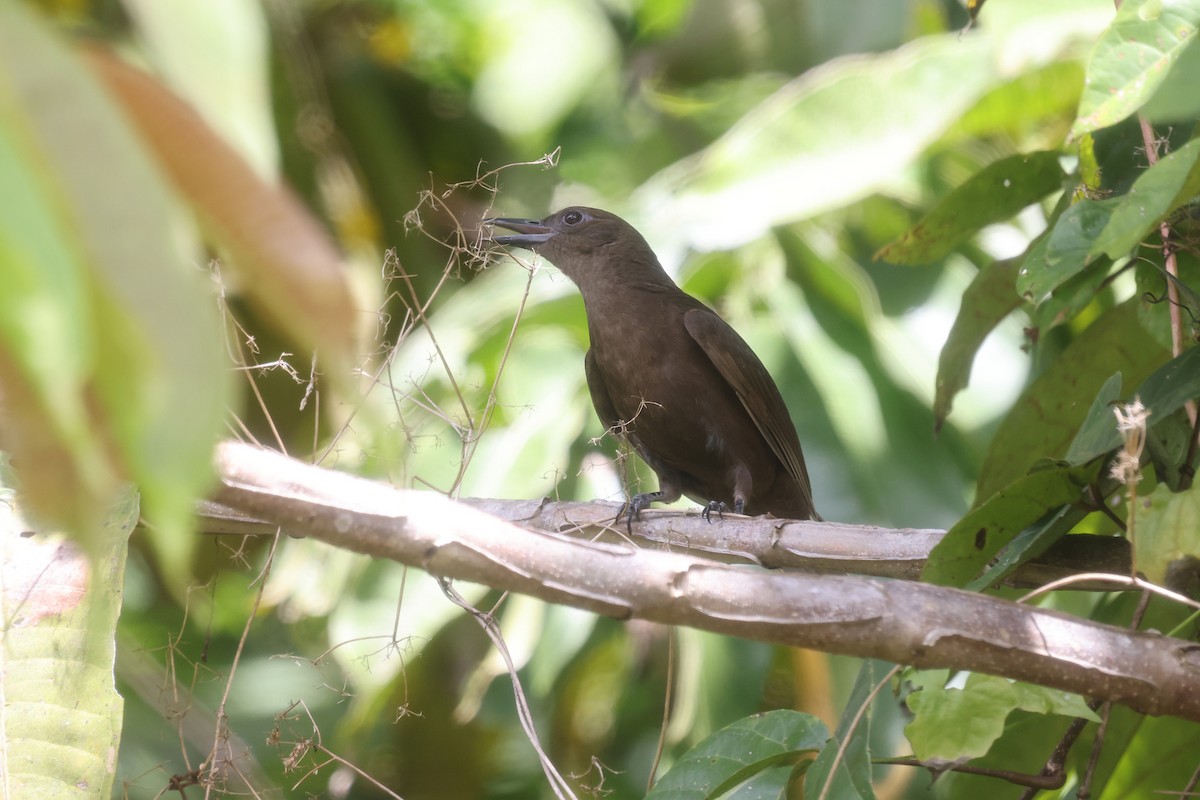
[486,207,667,289]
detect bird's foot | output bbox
[617,491,662,533]
[702,501,726,523]
[701,498,745,523]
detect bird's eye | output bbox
[563,209,584,225]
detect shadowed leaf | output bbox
[877,151,1064,265]
[1091,137,1200,261]
[1016,197,1120,303]
[924,464,1090,587]
[647,710,827,800]
[934,257,1023,430]
[975,300,1169,503]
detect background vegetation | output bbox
[1,0,1198,798]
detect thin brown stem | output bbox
[647,628,676,792]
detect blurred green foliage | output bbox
[2,0,1199,798]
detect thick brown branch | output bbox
[211,442,1200,722]
[198,498,1131,588]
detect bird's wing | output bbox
[584,348,623,437]
[683,308,815,506]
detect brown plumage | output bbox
[488,206,820,524]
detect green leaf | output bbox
[877,151,1064,265]
[638,33,1008,250]
[0,4,231,581]
[934,258,1023,429]
[1091,136,1200,260]
[1029,257,1113,335]
[805,661,883,800]
[946,60,1085,143]
[1142,36,1200,122]
[1071,0,1200,137]
[905,673,1098,762]
[975,300,1170,501]
[923,464,1090,587]
[0,482,136,798]
[965,503,1085,591]
[1135,253,1200,353]
[647,710,828,800]
[1016,197,1121,303]
[1066,346,1200,465]
[1134,480,1200,584]
[1099,710,1200,798]
[1065,372,1125,464]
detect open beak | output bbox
[485,217,554,248]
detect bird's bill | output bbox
[485,217,554,247]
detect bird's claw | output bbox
[701,498,745,523]
[702,501,727,524]
[617,491,662,533]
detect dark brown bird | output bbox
[488,206,820,524]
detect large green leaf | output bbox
[0,5,230,580]
[647,710,828,800]
[905,672,1098,762]
[636,34,1008,251]
[945,60,1085,144]
[975,300,1170,502]
[877,151,1064,265]
[0,481,136,798]
[1072,0,1200,137]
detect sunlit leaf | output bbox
[0,483,136,798]
[1071,0,1200,137]
[122,0,278,177]
[0,5,229,580]
[637,34,1005,251]
[906,673,1098,762]
[472,0,619,140]
[84,47,359,377]
[935,258,1023,429]
[1135,482,1200,584]
[966,503,1089,591]
[877,151,1064,265]
[1141,36,1200,122]
[975,301,1169,502]
[0,98,116,545]
[946,60,1084,145]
